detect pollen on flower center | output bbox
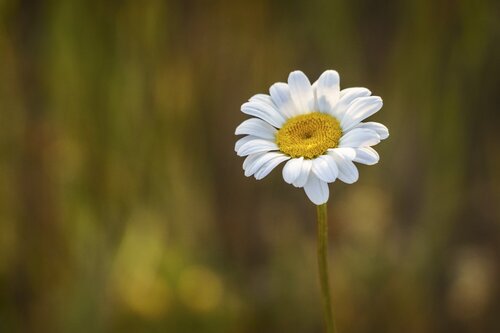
[275,112,342,159]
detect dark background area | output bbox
[1,0,499,332]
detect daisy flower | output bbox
[235,70,389,205]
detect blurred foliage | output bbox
[1,0,499,332]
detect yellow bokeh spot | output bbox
[111,211,171,319]
[276,112,342,159]
[178,266,223,312]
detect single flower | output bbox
[235,70,389,205]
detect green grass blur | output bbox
[1,0,499,332]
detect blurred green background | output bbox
[1,0,499,332]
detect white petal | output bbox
[303,174,329,205]
[235,118,277,140]
[269,82,300,118]
[241,101,285,128]
[341,96,383,131]
[311,155,338,183]
[249,93,274,105]
[311,80,319,110]
[315,70,340,114]
[339,87,372,98]
[235,135,258,152]
[328,149,359,184]
[282,157,304,184]
[237,138,279,156]
[353,147,380,165]
[328,147,356,159]
[354,122,389,140]
[339,128,380,148]
[245,152,286,177]
[292,159,312,188]
[243,152,266,170]
[288,70,315,114]
[254,155,290,180]
[331,87,371,119]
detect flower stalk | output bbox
[316,203,337,333]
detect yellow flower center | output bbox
[275,112,342,159]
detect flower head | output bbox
[235,70,389,205]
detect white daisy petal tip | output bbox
[338,128,381,148]
[315,70,341,114]
[236,138,279,157]
[234,118,277,140]
[353,147,380,166]
[304,175,329,205]
[353,122,389,141]
[292,159,312,188]
[329,149,359,184]
[269,82,300,118]
[324,69,339,76]
[287,70,315,113]
[311,155,338,183]
[240,100,285,128]
[282,157,304,184]
[341,96,383,131]
[253,154,290,180]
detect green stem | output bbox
[316,203,337,333]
